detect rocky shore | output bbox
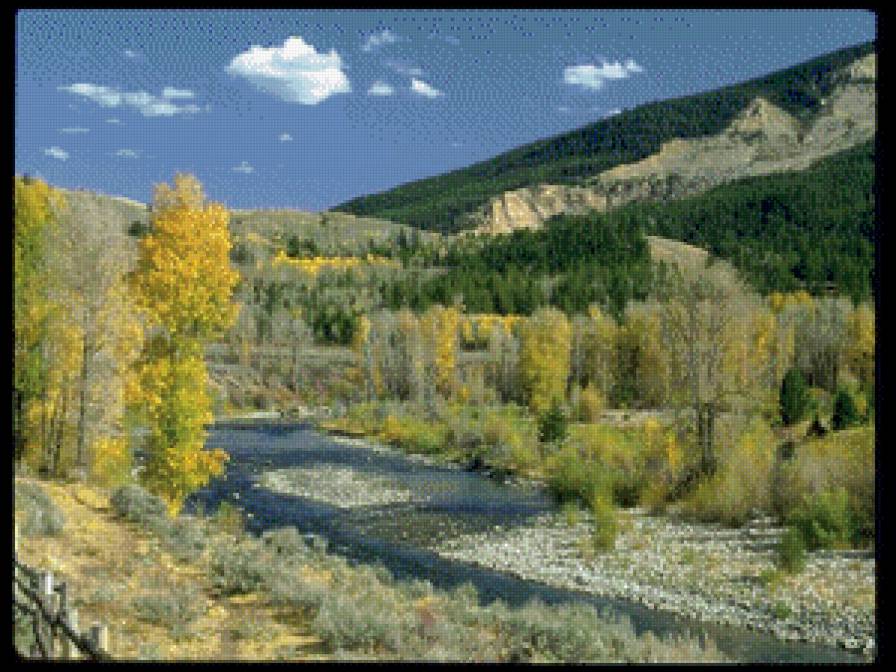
[258,465,420,509]
[437,508,875,658]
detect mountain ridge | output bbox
[333,41,875,233]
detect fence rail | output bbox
[13,524,112,660]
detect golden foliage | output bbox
[518,308,571,415]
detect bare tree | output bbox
[660,267,756,476]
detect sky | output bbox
[16,9,876,212]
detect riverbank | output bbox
[313,424,876,659]
[14,476,726,662]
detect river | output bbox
[184,422,865,663]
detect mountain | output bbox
[333,42,875,234]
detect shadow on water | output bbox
[185,422,866,664]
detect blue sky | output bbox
[16,10,876,211]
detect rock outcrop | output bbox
[472,54,875,235]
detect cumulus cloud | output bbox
[563,59,644,90]
[410,78,443,99]
[385,59,424,77]
[44,147,69,161]
[361,29,398,52]
[59,83,202,116]
[106,118,122,124]
[124,49,139,58]
[279,133,293,142]
[162,87,195,99]
[115,149,140,158]
[233,160,254,174]
[60,127,89,133]
[226,36,350,105]
[367,80,394,97]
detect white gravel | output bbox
[258,465,423,509]
[437,508,875,657]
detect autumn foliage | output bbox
[130,174,237,514]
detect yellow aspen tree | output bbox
[518,308,571,415]
[420,305,461,398]
[845,302,874,387]
[131,174,238,515]
[14,177,65,464]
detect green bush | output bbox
[545,444,612,505]
[832,388,861,430]
[209,538,271,596]
[163,517,207,562]
[312,587,415,654]
[132,586,202,635]
[110,484,168,525]
[261,526,308,559]
[780,368,810,426]
[788,487,855,550]
[15,482,64,537]
[591,492,619,552]
[776,527,807,574]
[537,399,569,444]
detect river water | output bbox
[184,422,864,663]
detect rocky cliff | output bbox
[472,54,875,235]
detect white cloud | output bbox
[410,78,442,99]
[115,149,140,158]
[604,108,622,117]
[385,59,424,77]
[557,105,571,113]
[124,49,138,59]
[563,59,644,90]
[226,36,350,105]
[361,29,398,52]
[59,83,202,116]
[279,133,293,142]
[367,80,394,97]
[44,147,69,161]
[106,118,122,124]
[60,127,89,134]
[233,160,254,174]
[162,87,195,99]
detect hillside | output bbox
[333,42,874,234]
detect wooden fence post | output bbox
[39,571,54,658]
[89,623,109,654]
[61,608,79,660]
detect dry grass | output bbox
[14,477,327,661]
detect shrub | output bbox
[591,492,618,552]
[209,538,270,596]
[577,384,605,422]
[15,482,64,537]
[537,399,569,444]
[788,487,855,550]
[111,484,168,525]
[832,388,860,430]
[545,443,611,506]
[773,427,874,547]
[776,527,806,574]
[683,418,775,526]
[132,586,202,635]
[212,500,245,537]
[262,526,307,559]
[164,517,207,562]
[312,587,415,654]
[779,368,810,426]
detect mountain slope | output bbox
[333,41,874,234]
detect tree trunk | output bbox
[76,338,90,468]
[697,403,717,477]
